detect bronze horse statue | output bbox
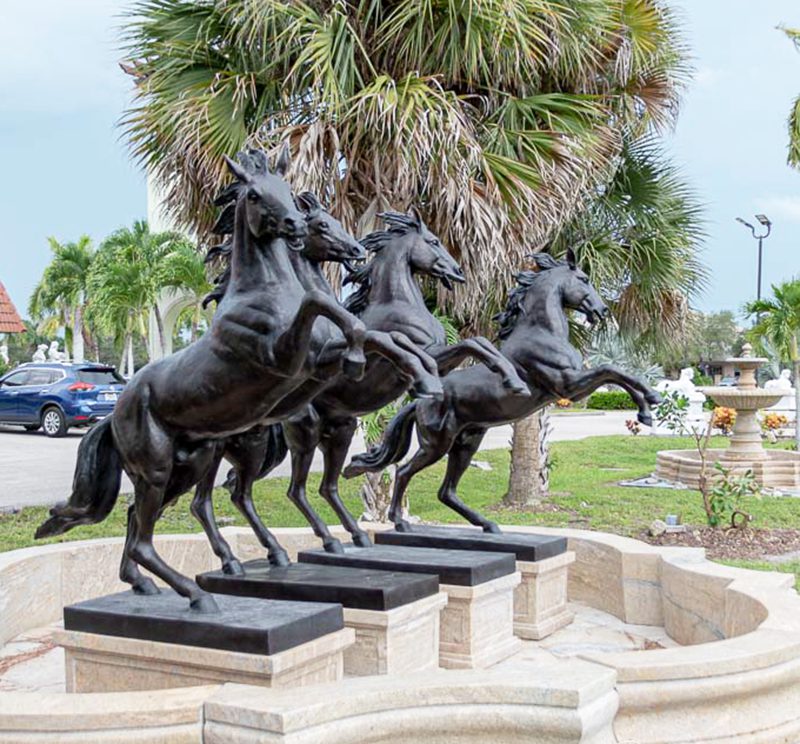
[201,208,529,569]
[189,194,444,574]
[35,148,381,612]
[344,250,661,533]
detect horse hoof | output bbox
[323,538,345,554]
[190,594,220,613]
[394,519,413,533]
[223,559,245,576]
[483,522,502,534]
[411,377,444,400]
[269,550,291,567]
[343,355,366,381]
[638,412,653,427]
[131,577,160,596]
[352,532,373,548]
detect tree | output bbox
[746,280,800,449]
[783,27,800,167]
[122,0,689,324]
[88,221,206,372]
[29,235,95,362]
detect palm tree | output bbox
[783,27,800,167]
[122,0,689,324]
[29,236,95,361]
[746,280,800,448]
[88,220,206,371]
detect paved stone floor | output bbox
[0,412,633,510]
[0,600,676,693]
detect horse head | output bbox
[530,249,608,324]
[220,146,307,250]
[296,192,365,269]
[363,207,465,290]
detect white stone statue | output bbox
[0,343,8,365]
[47,341,68,363]
[32,344,47,363]
[766,369,796,421]
[766,369,793,392]
[653,366,707,436]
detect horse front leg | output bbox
[190,445,243,576]
[275,290,367,380]
[430,339,528,394]
[364,331,443,399]
[562,365,660,426]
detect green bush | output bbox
[586,390,636,410]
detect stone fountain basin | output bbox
[699,387,784,410]
[3,526,800,742]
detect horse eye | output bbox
[318,221,329,231]
[247,190,260,202]
[580,276,589,283]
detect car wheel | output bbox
[23,424,40,432]
[41,407,68,438]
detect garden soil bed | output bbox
[640,527,800,561]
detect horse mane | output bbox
[343,211,422,317]
[493,253,569,338]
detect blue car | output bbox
[0,362,126,437]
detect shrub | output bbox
[712,407,736,435]
[586,390,636,410]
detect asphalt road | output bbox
[0,411,633,510]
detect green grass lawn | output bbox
[2,435,799,584]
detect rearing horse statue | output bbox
[35,148,371,612]
[345,250,661,533]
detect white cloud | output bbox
[754,196,800,223]
[694,65,723,88]
[0,0,131,114]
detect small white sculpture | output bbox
[47,341,68,363]
[765,369,793,392]
[653,366,707,436]
[0,343,8,365]
[32,344,47,363]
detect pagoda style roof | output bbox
[0,281,25,333]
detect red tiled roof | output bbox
[0,282,25,334]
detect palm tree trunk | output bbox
[153,303,166,357]
[794,361,800,450]
[504,409,550,506]
[126,335,135,378]
[71,304,85,362]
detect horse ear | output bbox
[566,247,577,270]
[223,155,249,183]
[296,191,322,215]
[274,143,291,176]
[408,205,423,230]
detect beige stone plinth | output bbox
[343,591,448,677]
[55,626,354,693]
[203,662,619,744]
[514,551,575,640]
[438,571,521,669]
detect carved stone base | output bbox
[514,551,575,640]
[439,572,522,669]
[343,592,448,676]
[56,626,354,693]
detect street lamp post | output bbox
[735,214,772,302]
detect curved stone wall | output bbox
[1,525,800,742]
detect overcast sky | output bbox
[1,0,798,320]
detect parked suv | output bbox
[0,362,126,437]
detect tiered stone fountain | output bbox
[656,344,800,489]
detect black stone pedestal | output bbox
[374,525,567,562]
[197,561,439,612]
[63,589,344,655]
[297,543,515,587]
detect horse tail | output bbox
[223,424,288,493]
[35,417,122,538]
[258,424,289,479]
[344,402,418,478]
